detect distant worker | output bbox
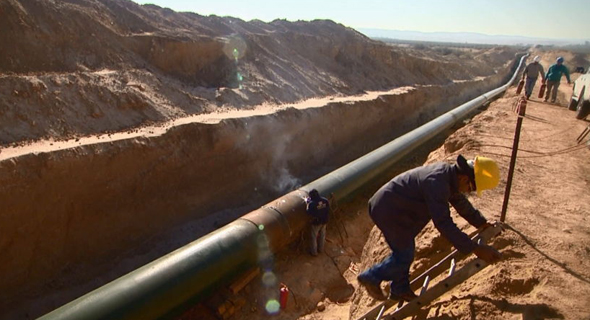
[357,155,503,301]
[522,55,545,99]
[544,56,571,103]
[305,189,330,256]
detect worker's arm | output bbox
[449,193,487,228]
[423,179,478,254]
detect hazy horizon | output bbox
[358,28,589,46]
[133,0,590,41]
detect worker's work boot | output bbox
[389,289,418,302]
[357,274,386,300]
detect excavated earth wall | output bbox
[0,2,525,319]
[0,69,512,318]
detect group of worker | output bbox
[522,55,571,103]
[304,154,503,302]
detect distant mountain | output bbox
[358,28,589,46]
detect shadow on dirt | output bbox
[415,294,564,320]
[506,224,590,285]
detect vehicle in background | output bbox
[568,67,590,119]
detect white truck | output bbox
[569,67,590,119]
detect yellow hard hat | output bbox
[473,156,500,196]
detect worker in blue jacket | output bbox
[543,56,571,103]
[357,155,503,301]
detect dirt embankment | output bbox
[0,1,527,319]
[0,0,517,145]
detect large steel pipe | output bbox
[303,55,526,199]
[39,54,527,320]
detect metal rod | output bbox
[576,125,590,144]
[376,305,386,320]
[448,258,456,277]
[500,97,527,222]
[420,275,430,295]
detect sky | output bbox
[133,0,590,41]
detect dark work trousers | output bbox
[524,76,537,98]
[359,202,417,295]
[310,223,326,255]
[545,80,560,102]
[359,238,415,295]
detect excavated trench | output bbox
[0,66,514,319]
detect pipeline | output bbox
[39,54,528,320]
[308,54,527,200]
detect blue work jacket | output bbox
[368,162,487,253]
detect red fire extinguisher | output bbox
[538,82,546,98]
[516,78,525,94]
[279,283,289,310]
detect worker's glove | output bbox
[473,244,502,264]
[481,220,504,232]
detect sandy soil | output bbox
[2,3,524,318]
[2,1,590,319]
[0,87,412,161]
[178,54,590,320]
[0,0,518,146]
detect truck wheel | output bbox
[575,100,590,120]
[570,88,584,111]
[568,98,578,111]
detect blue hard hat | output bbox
[557,57,564,63]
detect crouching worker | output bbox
[357,155,503,301]
[305,189,330,256]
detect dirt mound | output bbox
[0,0,519,145]
[532,48,590,73]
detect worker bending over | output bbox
[357,155,503,301]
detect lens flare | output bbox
[223,35,246,60]
[256,223,280,315]
[262,271,277,287]
[265,299,280,314]
[222,35,247,89]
